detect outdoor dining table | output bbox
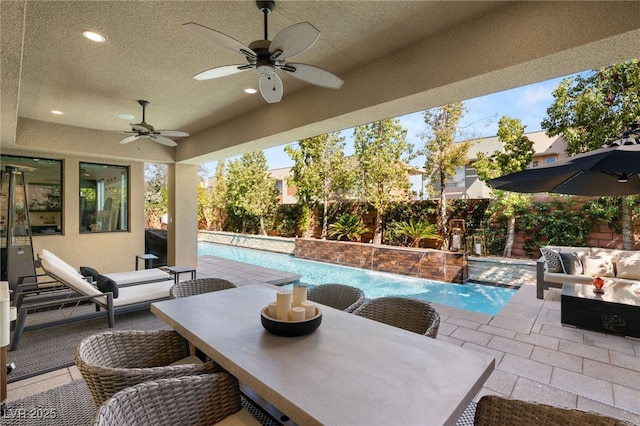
[151,284,495,426]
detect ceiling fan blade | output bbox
[183,22,257,59]
[193,64,252,81]
[120,135,141,144]
[259,73,283,104]
[156,130,190,137]
[281,63,344,89]
[269,22,320,60]
[151,135,178,147]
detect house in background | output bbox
[432,131,568,200]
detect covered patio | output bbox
[7,261,640,424]
[2,1,640,424]
[2,1,640,273]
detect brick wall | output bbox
[295,238,468,283]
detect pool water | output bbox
[198,242,516,315]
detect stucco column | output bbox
[167,163,198,268]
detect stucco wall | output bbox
[3,147,147,273]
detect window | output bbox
[545,157,556,164]
[0,155,63,235]
[531,160,539,168]
[80,162,128,233]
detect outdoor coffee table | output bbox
[561,282,640,338]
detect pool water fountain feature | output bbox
[198,242,516,316]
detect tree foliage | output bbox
[474,116,534,256]
[541,59,640,249]
[542,59,640,155]
[353,119,414,244]
[144,163,168,228]
[284,132,352,238]
[420,102,474,249]
[226,152,278,235]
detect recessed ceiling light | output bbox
[244,88,258,94]
[50,110,64,115]
[82,30,106,43]
[117,113,135,120]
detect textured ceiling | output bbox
[2,1,640,164]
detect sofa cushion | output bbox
[583,255,615,277]
[559,252,583,275]
[615,252,640,280]
[540,247,563,273]
[97,275,119,298]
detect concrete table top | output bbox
[152,284,494,426]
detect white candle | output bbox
[267,302,277,319]
[300,301,316,319]
[276,290,293,321]
[291,307,305,321]
[452,235,461,250]
[292,286,307,307]
[475,243,482,255]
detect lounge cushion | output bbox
[615,252,640,280]
[80,266,100,282]
[540,247,563,273]
[97,275,119,298]
[582,255,615,277]
[103,269,170,285]
[559,252,583,275]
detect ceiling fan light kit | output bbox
[184,0,343,104]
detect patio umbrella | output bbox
[488,140,640,196]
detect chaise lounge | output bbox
[10,249,174,350]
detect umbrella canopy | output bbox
[488,142,640,196]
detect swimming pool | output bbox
[198,242,516,315]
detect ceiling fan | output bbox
[118,100,189,147]
[184,0,344,104]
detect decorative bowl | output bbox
[261,306,322,337]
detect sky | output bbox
[205,73,576,174]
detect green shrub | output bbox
[328,214,369,242]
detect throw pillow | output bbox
[96,275,119,298]
[559,252,583,275]
[540,247,563,273]
[582,255,615,278]
[615,252,640,280]
[79,266,100,282]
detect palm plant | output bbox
[328,214,369,242]
[388,219,441,248]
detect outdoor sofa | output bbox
[537,245,640,299]
[10,249,174,350]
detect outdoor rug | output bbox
[3,379,477,426]
[7,307,169,383]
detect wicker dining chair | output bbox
[75,330,219,407]
[474,395,633,426]
[307,283,365,313]
[169,277,236,299]
[92,373,248,426]
[352,296,440,338]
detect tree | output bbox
[420,103,474,250]
[226,151,278,235]
[284,132,352,239]
[474,116,534,257]
[144,163,168,228]
[542,59,640,249]
[353,119,414,244]
[208,161,228,231]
